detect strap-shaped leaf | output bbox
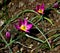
[25,34,44,43]
[52,34,60,38]
[53,36,60,42]
[57,10,60,14]
[44,17,53,26]
[48,34,60,40]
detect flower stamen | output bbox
[20,25,27,31]
[38,9,43,14]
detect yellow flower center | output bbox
[38,9,43,14]
[20,25,27,31]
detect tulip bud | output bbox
[53,2,60,8]
[6,31,11,38]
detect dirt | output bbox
[0,0,60,53]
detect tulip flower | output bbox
[15,18,33,33]
[35,3,45,14]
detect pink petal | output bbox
[35,5,40,11]
[14,24,20,30]
[24,18,28,25]
[18,19,23,26]
[26,24,33,30]
[25,30,30,33]
[40,3,45,9]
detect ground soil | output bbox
[0,0,60,53]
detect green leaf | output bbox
[57,10,60,14]
[30,15,40,22]
[48,34,60,40]
[52,34,60,38]
[44,17,53,26]
[0,38,4,42]
[25,34,44,43]
[58,0,60,2]
[34,15,43,24]
[45,28,60,35]
[54,42,60,48]
[40,43,50,49]
[53,37,60,42]
[23,9,40,15]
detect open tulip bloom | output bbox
[15,18,33,33]
[35,3,45,14]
